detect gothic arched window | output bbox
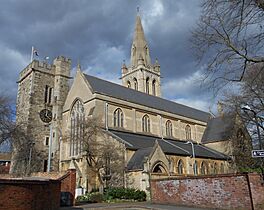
[185,125,191,140]
[220,163,225,173]
[114,108,124,128]
[146,77,150,94]
[200,161,208,175]
[70,100,85,157]
[213,162,218,174]
[133,78,138,90]
[165,120,173,137]
[127,81,131,88]
[152,80,156,96]
[142,115,150,132]
[193,160,198,175]
[177,159,184,175]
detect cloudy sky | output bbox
[0,0,218,112]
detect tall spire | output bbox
[130,13,151,67]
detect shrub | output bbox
[105,187,146,201]
[90,192,104,203]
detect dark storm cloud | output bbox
[0,0,212,111]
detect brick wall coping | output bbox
[0,177,59,185]
[151,172,257,181]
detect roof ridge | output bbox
[84,73,211,117]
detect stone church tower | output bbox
[15,56,71,172]
[121,14,161,97]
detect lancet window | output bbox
[133,78,138,90]
[185,125,192,140]
[114,108,124,128]
[152,80,156,96]
[146,77,150,94]
[142,114,150,132]
[165,120,173,137]
[177,159,184,175]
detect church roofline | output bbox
[84,73,211,122]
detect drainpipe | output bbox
[160,115,163,139]
[105,102,108,130]
[246,173,255,210]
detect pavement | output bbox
[59,202,215,210]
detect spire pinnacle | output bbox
[130,12,151,67]
[77,60,81,72]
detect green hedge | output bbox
[76,187,146,203]
[105,187,146,201]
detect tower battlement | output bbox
[54,55,71,63]
[19,60,54,81]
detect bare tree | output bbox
[69,117,125,190]
[0,95,14,146]
[220,67,264,171]
[191,0,264,91]
[0,94,38,175]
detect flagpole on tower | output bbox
[30,46,34,62]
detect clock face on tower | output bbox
[39,109,52,123]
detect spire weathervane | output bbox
[137,6,140,14]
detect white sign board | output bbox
[252,150,264,158]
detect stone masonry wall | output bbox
[151,173,264,210]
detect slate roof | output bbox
[108,130,229,162]
[201,115,235,144]
[84,74,211,122]
[126,147,152,171]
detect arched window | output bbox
[200,161,208,175]
[146,77,150,94]
[133,78,138,90]
[185,125,191,140]
[142,115,150,132]
[193,160,198,175]
[213,162,218,174]
[70,100,85,156]
[114,108,124,128]
[127,81,131,88]
[152,80,156,96]
[177,159,184,175]
[152,163,167,174]
[220,163,225,173]
[165,120,173,137]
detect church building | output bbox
[15,14,239,194]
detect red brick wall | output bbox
[151,173,264,210]
[248,173,264,210]
[0,179,61,210]
[60,169,76,206]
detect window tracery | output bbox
[70,100,84,157]
[165,120,173,137]
[114,108,124,128]
[142,115,150,132]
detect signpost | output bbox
[252,150,264,158]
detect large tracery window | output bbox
[114,108,124,128]
[70,100,85,157]
[166,120,173,137]
[142,114,150,132]
[185,125,192,140]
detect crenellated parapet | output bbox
[18,60,55,82]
